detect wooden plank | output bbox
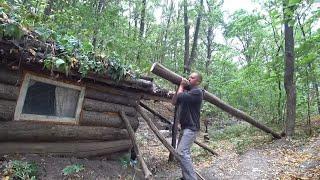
[0,121,129,142]
[83,98,137,117]
[0,99,16,121]
[81,110,139,130]
[120,111,152,179]
[0,83,19,100]
[0,140,132,158]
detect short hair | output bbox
[194,72,202,83]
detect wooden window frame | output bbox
[14,73,85,124]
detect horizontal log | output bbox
[0,82,19,100]
[0,140,132,158]
[0,99,16,121]
[83,98,137,117]
[0,121,129,142]
[0,67,21,85]
[81,110,139,130]
[85,88,137,106]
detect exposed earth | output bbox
[1,101,319,180]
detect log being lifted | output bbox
[120,111,152,179]
[137,106,205,180]
[150,63,281,139]
[0,121,129,142]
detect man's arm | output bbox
[172,78,188,105]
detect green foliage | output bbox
[2,160,38,180]
[62,164,84,176]
[118,154,130,168]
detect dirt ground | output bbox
[1,101,319,179]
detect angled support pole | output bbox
[119,111,153,180]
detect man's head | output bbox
[188,72,202,87]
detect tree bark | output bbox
[81,110,139,130]
[120,111,152,179]
[150,63,281,139]
[83,98,137,117]
[0,140,132,158]
[0,83,19,101]
[183,0,190,73]
[283,0,296,136]
[189,0,203,68]
[137,106,205,180]
[0,99,16,121]
[0,121,129,142]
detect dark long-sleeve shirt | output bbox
[176,87,203,131]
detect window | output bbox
[14,73,85,124]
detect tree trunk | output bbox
[0,121,129,142]
[0,83,19,101]
[120,111,152,179]
[136,0,146,64]
[0,140,132,158]
[183,0,190,73]
[314,82,320,114]
[150,63,281,139]
[44,0,54,16]
[83,98,137,117]
[0,99,16,121]
[81,110,139,130]
[189,0,203,68]
[283,0,296,136]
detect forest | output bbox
[0,0,320,179]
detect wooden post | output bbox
[119,111,152,180]
[137,106,205,180]
[150,63,281,139]
[139,101,219,156]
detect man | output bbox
[172,72,203,180]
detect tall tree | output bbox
[283,0,297,136]
[183,0,190,73]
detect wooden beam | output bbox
[0,121,129,142]
[120,111,152,179]
[0,140,132,158]
[85,88,137,106]
[137,106,205,180]
[139,102,172,124]
[83,98,137,117]
[81,110,139,130]
[150,62,281,139]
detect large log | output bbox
[85,88,137,106]
[120,111,152,179]
[83,98,137,117]
[81,110,139,130]
[0,99,16,121]
[139,102,172,125]
[0,140,132,158]
[137,106,205,180]
[0,67,21,85]
[150,63,281,139]
[0,82,19,100]
[0,121,129,142]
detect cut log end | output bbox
[150,62,158,72]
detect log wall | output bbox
[0,67,139,157]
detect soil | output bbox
[1,100,319,179]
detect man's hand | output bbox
[180,78,189,87]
